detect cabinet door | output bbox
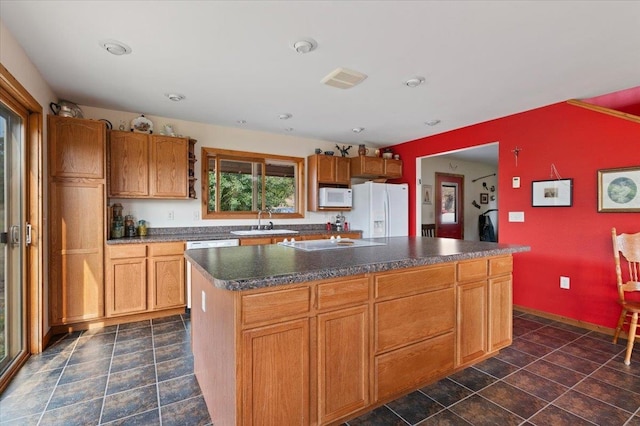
[318,306,369,424]
[150,135,189,198]
[456,280,487,367]
[317,154,337,182]
[488,275,512,352]
[49,181,104,324]
[105,257,147,316]
[149,254,185,310]
[48,116,105,179]
[242,319,310,426]
[108,131,149,197]
[384,159,402,178]
[335,157,351,184]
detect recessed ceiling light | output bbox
[352,127,365,133]
[237,120,247,124]
[99,39,132,56]
[425,119,441,126]
[291,38,317,54]
[165,93,185,102]
[279,113,292,120]
[404,77,426,88]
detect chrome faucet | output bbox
[257,209,263,230]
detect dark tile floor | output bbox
[1,310,639,425]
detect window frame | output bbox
[201,147,305,219]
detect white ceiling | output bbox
[2,1,639,150]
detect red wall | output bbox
[390,101,640,329]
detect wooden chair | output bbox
[612,227,640,365]
[422,224,436,237]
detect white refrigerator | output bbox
[347,182,409,238]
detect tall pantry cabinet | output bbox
[48,116,106,325]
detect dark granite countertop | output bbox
[106,226,360,245]
[184,236,530,291]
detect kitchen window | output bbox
[202,148,304,219]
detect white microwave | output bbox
[318,187,353,208]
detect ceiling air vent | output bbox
[321,67,367,89]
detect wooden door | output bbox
[456,280,487,366]
[488,275,512,352]
[108,131,149,197]
[106,256,147,316]
[317,306,369,424]
[335,157,351,184]
[317,154,337,182]
[149,254,185,310]
[435,173,464,239]
[242,319,310,426]
[150,135,188,198]
[49,181,105,324]
[48,116,105,179]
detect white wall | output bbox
[420,156,498,241]
[80,105,349,228]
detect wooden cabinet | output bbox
[350,156,402,179]
[48,116,106,326]
[373,265,455,401]
[191,256,513,425]
[242,319,310,426]
[105,245,147,316]
[149,242,186,310]
[108,131,191,199]
[105,242,185,318]
[307,154,351,212]
[455,256,513,367]
[48,115,105,179]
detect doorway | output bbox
[0,102,27,377]
[435,173,464,239]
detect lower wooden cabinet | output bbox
[191,256,514,425]
[318,305,369,424]
[106,242,185,318]
[242,319,310,426]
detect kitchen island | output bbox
[185,237,529,426]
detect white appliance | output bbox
[185,239,239,309]
[318,187,353,208]
[348,182,408,238]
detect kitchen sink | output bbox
[230,229,299,236]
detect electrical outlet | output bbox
[168,210,175,220]
[560,276,570,289]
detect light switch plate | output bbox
[512,177,521,188]
[508,211,525,222]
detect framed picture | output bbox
[422,184,433,205]
[597,166,640,212]
[480,193,489,204]
[532,178,573,207]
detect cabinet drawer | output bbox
[148,242,185,256]
[375,288,454,353]
[242,286,311,326]
[489,256,512,276]
[375,264,454,299]
[457,259,487,282]
[375,332,454,402]
[108,244,146,259]
[317,277,369,311]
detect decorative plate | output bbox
[131,115,153,134]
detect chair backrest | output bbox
[422,224,436,237]
[612,227,640,302]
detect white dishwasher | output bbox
[185,239,240,310]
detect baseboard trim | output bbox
[514,305,619,336]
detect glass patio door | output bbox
[0,102,26,375]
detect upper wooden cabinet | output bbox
[48,115,106,179]
[108,131,192,199]
[350,156,402,179]
[307,154,351,212]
